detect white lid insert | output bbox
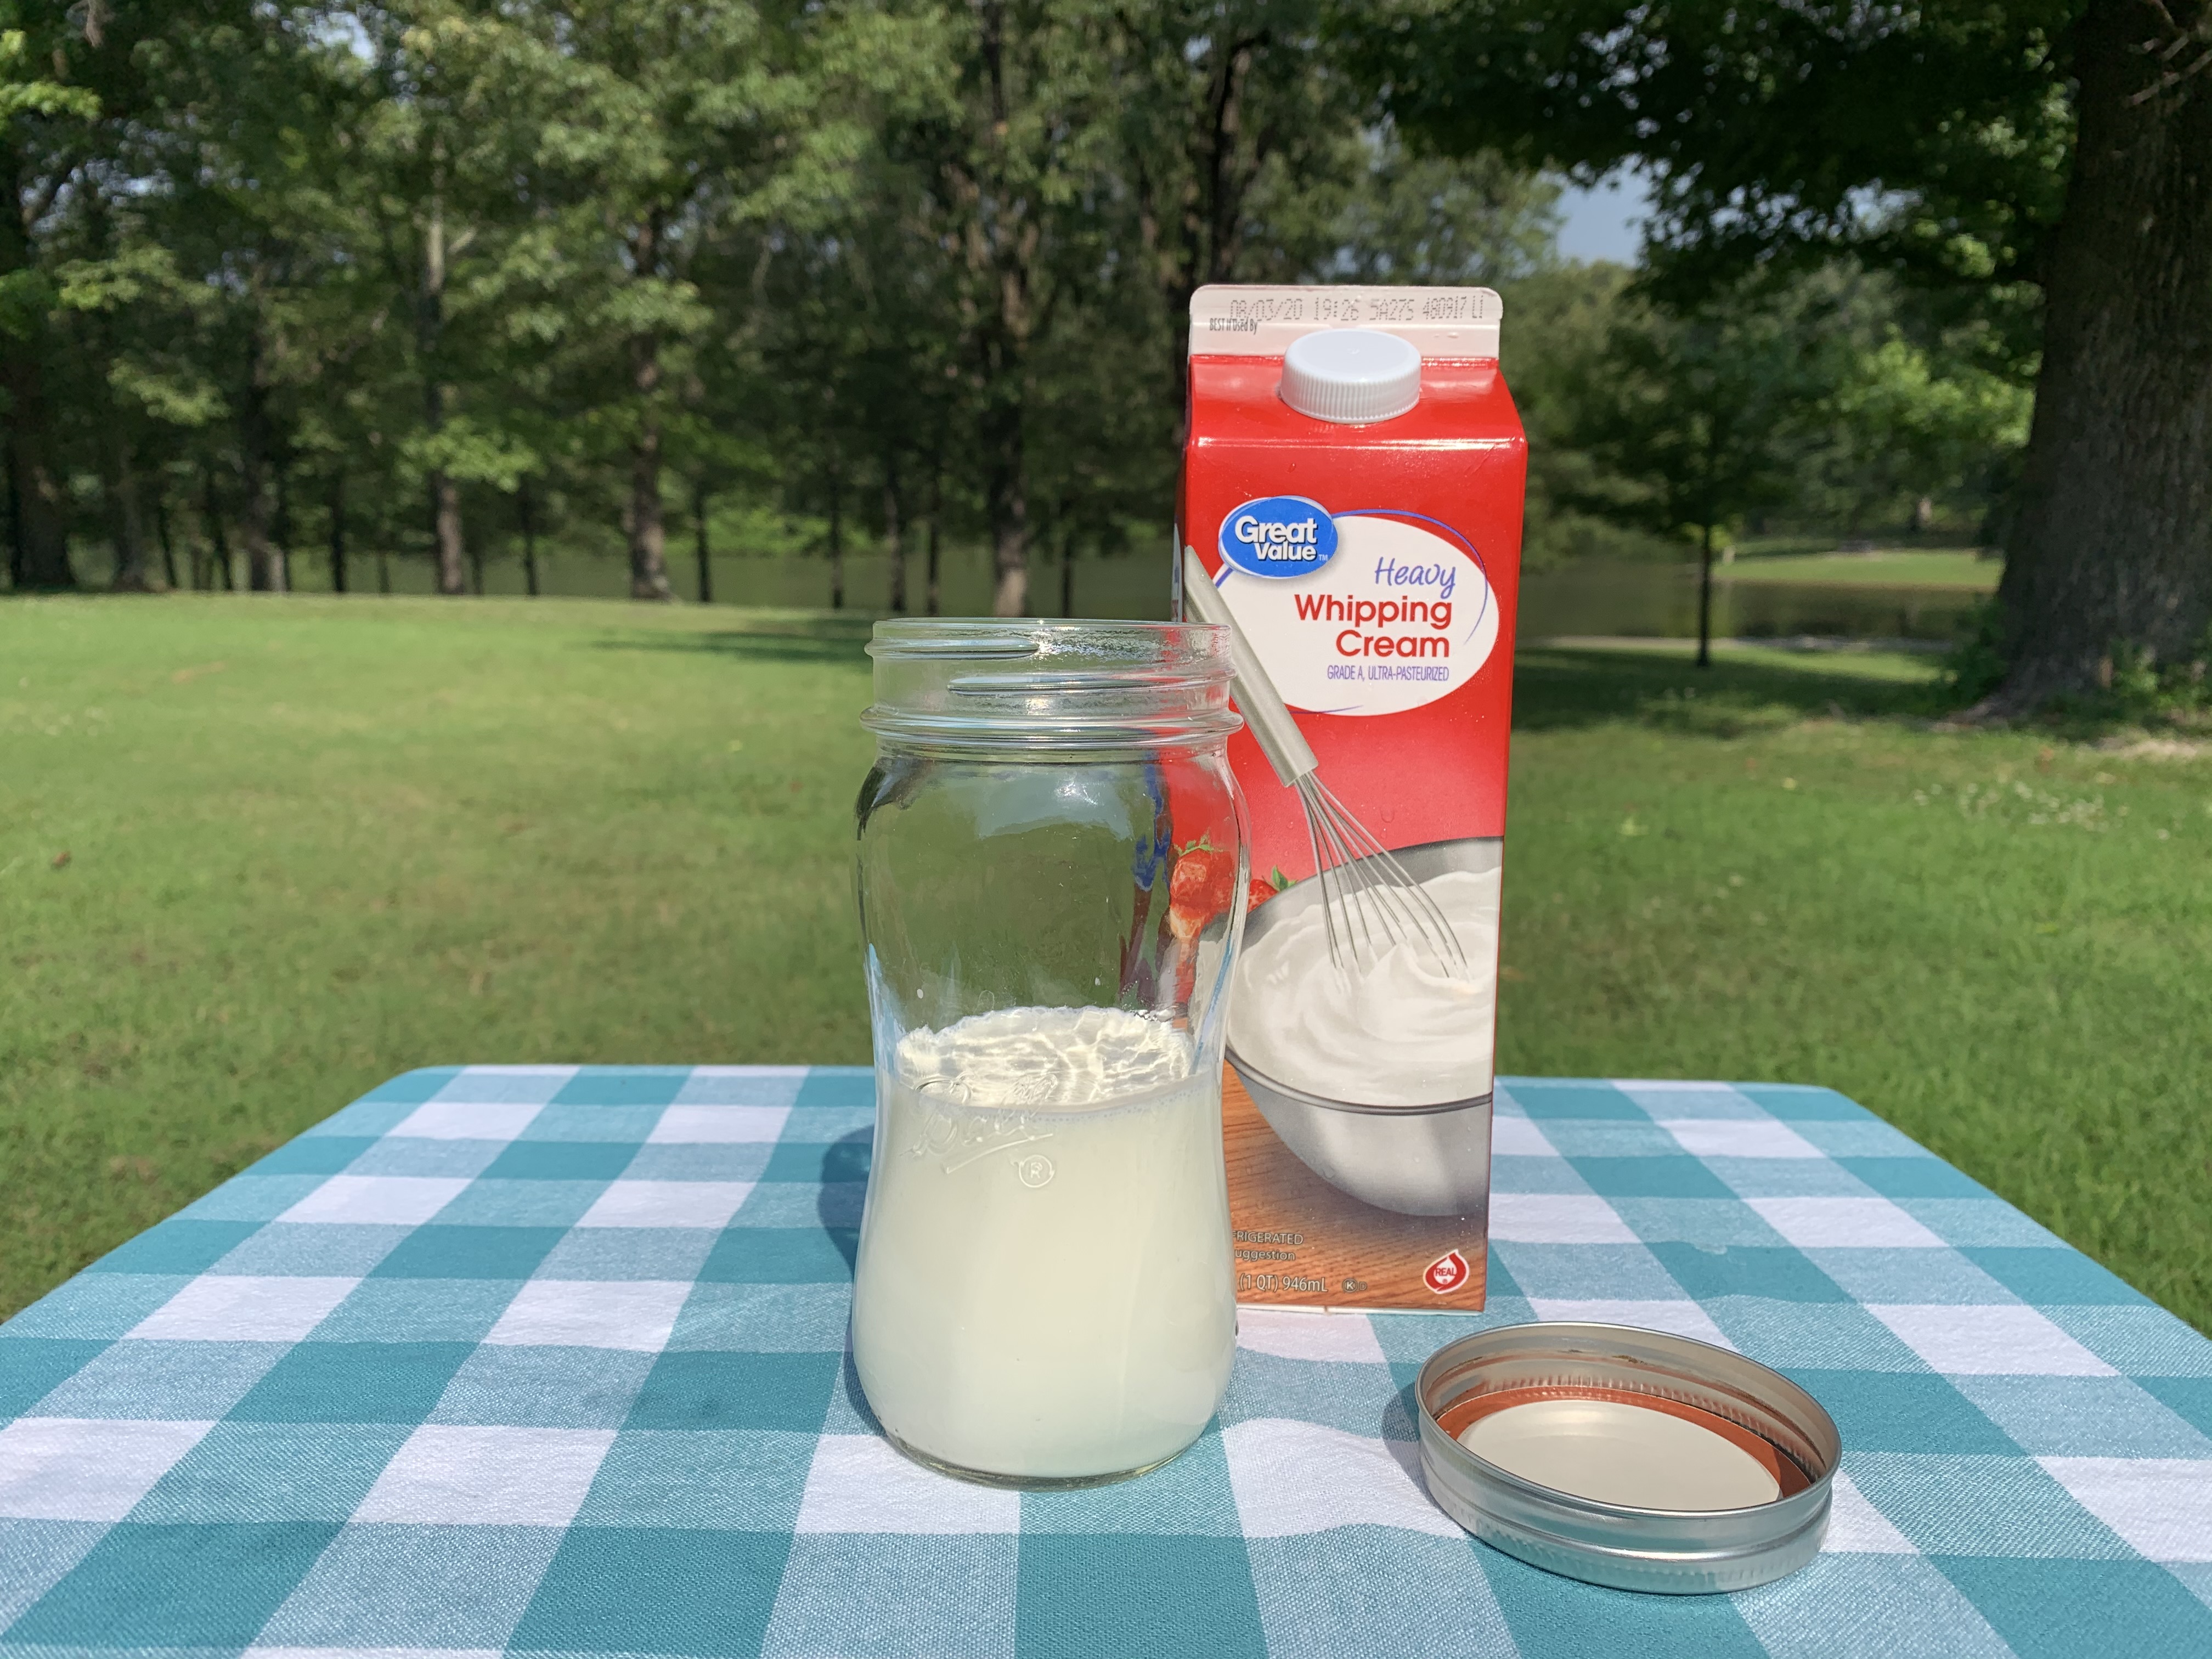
[1459,1397,1784,1511]
[1278,329,1423,425]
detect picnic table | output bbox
[2,1065,2209,1658]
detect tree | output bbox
[1561,286,1832,665]
[0,3,1571,607]
[0,10,142,588]
[532,0,869,601]
[885,2,1116,616]
[1362,1,2212,710]
[346,4,561,596]
[1822,334,2033,537]
[1103,4,1558,425]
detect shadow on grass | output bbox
[602,628,1969,736]
[1512,647,1949,737]
[594,618,877,665]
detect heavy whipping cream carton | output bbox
[1175,285,1524,1311]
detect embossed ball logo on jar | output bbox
[1424,1249,1470,1294]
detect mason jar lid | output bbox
[1417,1322,1840,1595]
[864,619,1242,751]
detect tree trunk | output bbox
[155,490,178,590]
[629,400,670,600]
[1988,0,2212,710]
[328,470,347,594]
[1139,35,1263,447]
[1060,527,1075,618]
[191,470,209,589]
[827,461,845,611]
[518,479,540,596]
[105,432,152,591]
[427,477,471,592]
[239,453,276,591]
[5,442,21,590]
[3,342,72,589]
[377,548,391,593]
[625,213,672,602]
[693,479,713,605]
[883,458,906,614]
[420,165,467,596]
[964,1,1039,620]
[427,471,465,593]
[274,460,295,592]
[238,325,286,593]
[990,488,1028,616]
[988,409,1028,616]
[925,465,943,617]
[0,137,66,589]
[204,466,233,591]
[1696,520,1714,669]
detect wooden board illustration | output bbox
[1224,1066,1487,1311]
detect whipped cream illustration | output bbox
[1228,866,1502,1107]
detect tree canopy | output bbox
[1360,0,2212,707]
[0,1,2039,649]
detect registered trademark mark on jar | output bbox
[1014,1154,1056,1188]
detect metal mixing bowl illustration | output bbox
[1226,837,1498,1217]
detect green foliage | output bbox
[1504,264,1677,568]
[1558,280,1839,550]
[0,27,99,125]
[0,1,2040,600]
[2064,634,2212,729]
[1944,601,2212,728]
[1360,1,2077,313]
[1505,261,2030,563]
[1356,2,2212,711]
[1,1,1582,600]
[1944,596,2012,706]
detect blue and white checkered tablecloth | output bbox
[2,1066,2210,1658]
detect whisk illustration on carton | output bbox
[1176,287,1527,1310]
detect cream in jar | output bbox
[850,1005,1236,1482]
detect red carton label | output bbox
[1178,285,1526,1312]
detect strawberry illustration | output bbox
[1170,845,1231,913]
[1247,877,1276,911]
[1173,945,1200,1007]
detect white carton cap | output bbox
[1278,329,1422,424]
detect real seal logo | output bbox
[1424,1249,1471,1294]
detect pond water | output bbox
[255,546,1984,646]
[1515,561,1985,646]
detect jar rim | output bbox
[863,618,1243,749]
[866,618,1228,660]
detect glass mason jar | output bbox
[851,619,1249,1488]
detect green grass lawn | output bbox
[5,596,2208,1330]
[1723,549,2000,589]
